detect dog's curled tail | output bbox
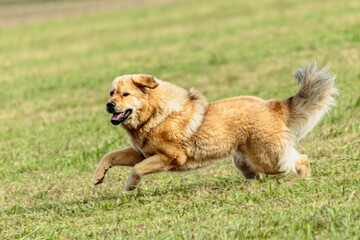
[286,63,338,140]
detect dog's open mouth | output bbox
[111,109,132,125]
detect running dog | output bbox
[93,63,337,190]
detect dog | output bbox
[93,63,337,191]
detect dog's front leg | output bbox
[93,147,144,185]
[124,153,172,191]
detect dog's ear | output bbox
[131,75,159,89]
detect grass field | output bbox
[1,0,360,239]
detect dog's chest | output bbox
[128,132,155,158]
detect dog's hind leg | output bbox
[93,147,144,185]
[233,153,262,180]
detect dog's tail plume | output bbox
[286,63,338,140]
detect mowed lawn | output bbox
[1,0,360,239]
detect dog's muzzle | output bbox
[110,109,132,125]
[106,101,116,114]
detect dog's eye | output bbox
[122,93,130,97]
[110,91,114,96]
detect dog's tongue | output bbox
[111,112,123,120]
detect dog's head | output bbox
[106,74,159,127]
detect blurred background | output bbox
[1,0,359,238]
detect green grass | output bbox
[1,0,360,239]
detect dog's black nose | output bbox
[106,101,116,113]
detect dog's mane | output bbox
[182,88,208,140]
[139,80,208,140]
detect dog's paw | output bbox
[295,155,310,178]
[124,183,137,191]
[124,176,140,191]
[93,176,104,185]
[254,172,263,180]
[93,166,111,185]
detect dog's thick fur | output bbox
[93,63,337,190]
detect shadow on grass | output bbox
[3,175,267,216]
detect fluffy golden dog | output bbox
[93,63,337,190]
